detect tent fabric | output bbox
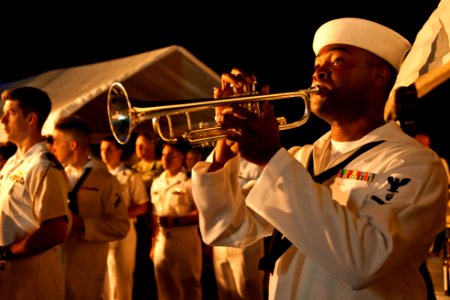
[0,45,221,142]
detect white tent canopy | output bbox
[0,45,221,143]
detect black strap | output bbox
[68,168,92,214]
[258,140,385,273]
[307,140,385,183]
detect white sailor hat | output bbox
[312,18,411,72]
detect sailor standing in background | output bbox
[52,117,130,300]
[150,142,202,300]
[100,135,151,300]
[0,87,70,300]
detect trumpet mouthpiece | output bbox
[309,85,322,94]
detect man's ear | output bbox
[26,112,38,126]
[69,139,78,151]
[372,65,390,88]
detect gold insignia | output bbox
[10,174,25,184]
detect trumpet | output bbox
[107,82,319,146]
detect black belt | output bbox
[157,215,198,228]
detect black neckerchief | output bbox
[68,167,92,215]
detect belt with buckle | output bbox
[156,215,198,228]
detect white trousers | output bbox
[0,248,65,300]
[154,226,203,300]
[213,240,264,300]
[104,220,137,300]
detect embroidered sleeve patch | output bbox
[370,175,412,205]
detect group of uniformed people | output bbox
[0,94,208,300]
[1,10,450,300]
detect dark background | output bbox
[1,1,447,159]
[1,2,440,85]
[2,4,447,299]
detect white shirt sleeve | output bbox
[192,156,272,247]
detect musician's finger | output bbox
[261,101,275,119]
[220,107,257,132]
[221,73,243,90]
[215,106,235,125]
[231,68,245,77]
[213,87,222,99]
[231,68,257,85]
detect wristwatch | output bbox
[0,246,13,260]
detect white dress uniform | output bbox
[212,157,265,300]
[0,142,69,300]
[62,158,130,300]
[192,121,449,299]
[104,163,150,300]
[151,169,202,300]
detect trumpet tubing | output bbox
[107,82,319,146]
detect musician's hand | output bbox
[220,101,282,166]
[210,68,277,169]
[215,67,269,94]
[209,69,255,171]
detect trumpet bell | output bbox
[108,83,133,144]
[108,82,217,145]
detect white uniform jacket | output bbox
[111,163,150,220]
[104,163,149,300]
[151,170,195,217]
[0,142,69,245]
[192,121,449,299]
[0,142,69,300]
[63,158,130,282]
